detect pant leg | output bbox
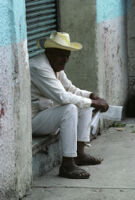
[77,107,94,142]
[32,104,78,157]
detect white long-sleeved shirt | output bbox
[30,53,92,118]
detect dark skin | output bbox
[45,48,109,174]
[45,48,71,72]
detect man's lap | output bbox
[32,104,93,135]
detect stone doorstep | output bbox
[32,129,60,155]
[32,126,99,178]
[32,129,62,177]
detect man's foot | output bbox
[59,164,90,179]
[74,154,103,166]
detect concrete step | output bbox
[32,129,62,177]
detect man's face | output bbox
[46,48,71,72]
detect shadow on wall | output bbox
[125,95,135,117]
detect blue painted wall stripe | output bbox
[0,0,27,46]
[96,0,129,23]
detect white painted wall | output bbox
[96,17,128,106]
[0,1,32,199]
[96,0,128,107]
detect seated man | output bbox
[30,32,109,179]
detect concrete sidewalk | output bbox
[23,122,135,200]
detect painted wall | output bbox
[96,0,128,107]
[59,0,98,93]
[59,0,128,107]
[0,0,32,199]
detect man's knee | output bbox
[64,104,78,117]
[66,104,78,111]
[79,107,94,115]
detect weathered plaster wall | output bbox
[0,1,32,199]
[96,0,128,106]
[59,0,128,104]
[127,0,135,96]
[0,1,27,45]
[59,0,97,93]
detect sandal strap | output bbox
[59,165,90,179]
[75,154,103,166]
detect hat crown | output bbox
[37,31,82,51]
[50,32,70,47]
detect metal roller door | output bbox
[26,0,59,58]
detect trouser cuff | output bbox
[63,152,77,157]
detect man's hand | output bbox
[90,93,109,112]
[89,93,100,100]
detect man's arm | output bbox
[58,71,92,98]
[31,66,92,109]
[59,71,109,112]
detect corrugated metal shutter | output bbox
[26,0,58,58]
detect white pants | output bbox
[32,104,93,157]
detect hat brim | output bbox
[37,39,82,51]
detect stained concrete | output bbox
[0,1,32,197]
[59,0,128,107]
[0,40,32,200]
[96,16,128,106]
[24,188,135,200]
[23,122,135,200]
[59,0,97,93]
[33,137,62,177]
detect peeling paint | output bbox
[0,0,27,46]
[0,101,5,119]
[97,15,128,106]
[96,0,128,23]
[0,100,5,131]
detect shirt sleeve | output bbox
[58,71,92,98]
[30,66,92,109]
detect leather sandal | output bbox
[59,165,90,179]
[75,154,103,166]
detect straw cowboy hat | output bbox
[37,32,82,51]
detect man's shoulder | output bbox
[29,53,56,78]
[29,53,48,69]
